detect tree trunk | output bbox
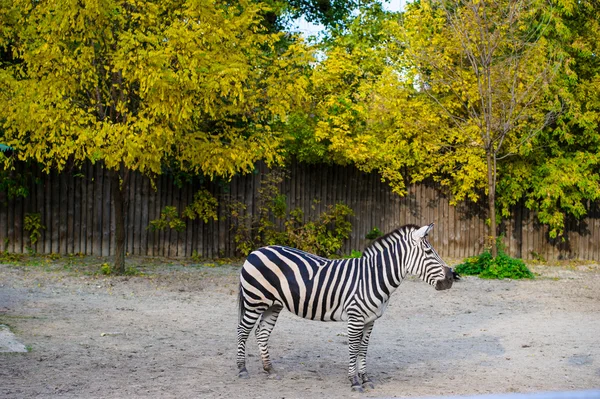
[486,151,498,258]
[111,168,128,274]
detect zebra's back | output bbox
[240,246,361,321]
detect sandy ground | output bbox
[1,257,599,399]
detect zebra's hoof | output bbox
[238,368,250,379]
[351,384,364,393]
[362,380,375,390]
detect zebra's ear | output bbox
[412,223,434,240]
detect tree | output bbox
[0,0,310,272]
[497,0,600,238]
[397,0,562,256]
[302,4,426,191]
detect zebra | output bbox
[236,223,457,392]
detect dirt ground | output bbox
[1,256,599,399]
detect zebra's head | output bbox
[406,224,455,291]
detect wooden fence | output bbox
[1,161,600,261]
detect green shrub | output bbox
[148,206,186,232]
[229,170,355,258]
[24,212,45,249]
[365,227,383,240]
[100,263,112,275]
[149,188,218,233]
[345,250,363,258]
[99,262,142,276]
[455,250,534,280]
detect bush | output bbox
[230,170,355,258]
[455,250,534,280]
[365,227,383,240]
[345,250,363,258]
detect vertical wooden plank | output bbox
[290,161,297,217]
[85,163,93,255]
[354,169,362,250]
[66,170,75,254]
[146,177,156,256]
[372,172,380,240]
[190,181,198,258]
[521,206,528,259]
[125,170,134,256]
[442,190,449,257]
[6,183,15,253]
[582,204,589,260]
[415,183,422,226]
[523,207,531,260]
[181,183,190,258]
[0,167,7,252]
[150,175,164,256]
[157,174,165,257]
[345,167,355,251]
[435,187,444,254]
[217,184,226,259]
[80,164,87,254]
[300,163,307,225]
[50,169,60,254]
[478,200,485,255]
[592,205,597,261]
[90,165,100,255]
[101,167,111,256]
[591,203,599,261]
[505,208,513,258]
[134,171,143,256]
[139,175,149,256]
[59,169,68,254]
[314,163,321,218]
[15,173,24,253]
[380,178,387,246]
[405,182,411,226]
[467,200,475,259]
[33,166,44,254]
[22,165,32,252]
[200,179,207,258]
[225,179,233,258]
[172,179,181,258]
[129,171,137,256]
[73,168,82,255]
[457,199,465,260]
[139,172,147,256]
[85,164,94,255]
[22,166,33,253]
[448,198,456,258]
[155,177,163,257]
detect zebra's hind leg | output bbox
[358,321,375,390]
[256,304,283,374]
[237,303,266,378]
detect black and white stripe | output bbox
[236,223,455,392]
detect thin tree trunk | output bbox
[111,168,128,274]
[486,151,498,257]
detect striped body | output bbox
[236,224,455,392]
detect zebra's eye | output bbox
[422,242,433,253]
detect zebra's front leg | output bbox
[358,321,375,390]
[347,318,366,392]
[256,304,283,375]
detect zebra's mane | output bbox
[363,224,420,253]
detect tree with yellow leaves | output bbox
[396,0,563,256]
[0,0,310,272]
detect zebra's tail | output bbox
[237,282,244,324]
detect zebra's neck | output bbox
[361,234,407,293]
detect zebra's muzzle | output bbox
[435,266,454,291]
